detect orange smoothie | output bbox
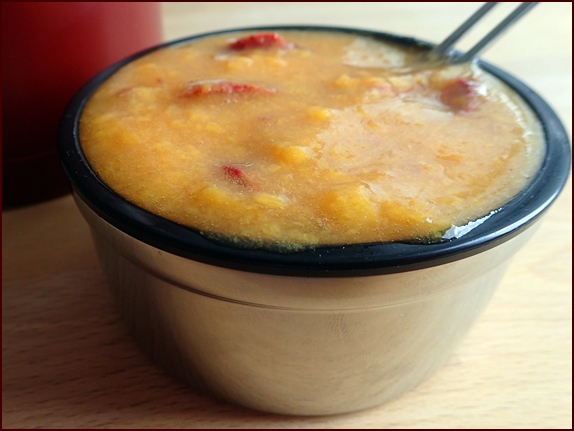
[79,30,544,250]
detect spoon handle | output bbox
[428,2,499,61]
[428,2,539,64]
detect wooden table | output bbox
[3,2,572,428]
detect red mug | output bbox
[2,2,163,208]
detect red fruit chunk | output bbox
[221,165,252,188]
[439,78,478,112]
[182,80,276,97]
[228,32,293,50]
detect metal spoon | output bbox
[426,2,539,65]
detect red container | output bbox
[2,2,163,208]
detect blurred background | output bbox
[2,2,163,208]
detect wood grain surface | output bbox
[3,2,571,428]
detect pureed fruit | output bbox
[79,30,544,251]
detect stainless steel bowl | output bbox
[58,26,571,415]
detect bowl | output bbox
[58,26,571,416]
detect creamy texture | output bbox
[79,30,544,250]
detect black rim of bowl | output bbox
[58,25,572,277]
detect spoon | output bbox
[426,2,539,65]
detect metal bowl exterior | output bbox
[75,194,538,415]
